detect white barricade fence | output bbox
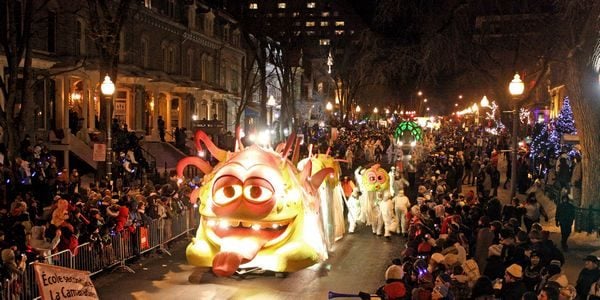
[1,207,200,300]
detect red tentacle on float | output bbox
[194,130,228,162]
[176,157,213,178]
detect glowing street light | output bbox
[423,98,428,103]
[417,91,423,96]
[508,73,525,199]
[373,107,379,114]
[326,101,333,111]
[355,105,361,113]
[101,74,115,181]
[480,95,490,107]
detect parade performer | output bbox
[394,190,411,236]
[298,149,346,248]
[360,164,390,234]
[346,188,361,233]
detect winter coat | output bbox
[474,227,494,272]
[499,280,526,300]
[576,268,600,299]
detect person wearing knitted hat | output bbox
[499,263,527,299]
[376,264,406,300]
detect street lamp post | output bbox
[355,105,361,121]
[101,74,116,182]
[509,73,524,198]
[267,95,276,127]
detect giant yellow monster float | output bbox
[177,131,333,277]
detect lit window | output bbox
[249,3,258,9]
[307,2,316,8]
[335,30,344,35]
[319,39,330,45]
[320,21,328,26]
[335,21,345,27]
[292,12,300,17]
[306,21,315,27]
[322,12,330,17]
[278,2,286,9]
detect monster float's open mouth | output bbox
[203,217,294,276]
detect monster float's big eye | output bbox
[213,175,243,205]
[367,172,377,183]
[377,171,387,183]
[243,178,274,203]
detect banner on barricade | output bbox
[32,262,99,300]
[140,226,150,250]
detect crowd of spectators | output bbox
[0,132,193,298]
[310,121,596,300]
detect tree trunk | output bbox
[566,55,600,208]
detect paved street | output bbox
[94,226,406,300]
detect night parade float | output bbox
[176,130,338,277]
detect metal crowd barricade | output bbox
[1,207,201,300]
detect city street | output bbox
[94,226,405,300]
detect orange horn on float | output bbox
[194,130,228,162]
[176,157,213,178]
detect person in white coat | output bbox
[394,189,411,236]
[377,190,395,238]
[345,188,361,233]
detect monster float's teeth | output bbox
[271,223,280,229]
[251,224,261,231]
[218,220,229,229]
[230,220,241,227]
[241,221,253,228]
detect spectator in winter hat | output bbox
[500,264,527,299]
[377,265,406,300]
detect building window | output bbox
[187,50,194,77]
[319,39,330,45]
[307,2,316,8]
[277,12,285,17]
[47,11,56,52]
[278,2,286,9]
[249,3,258,9]
[223,24,230,42]
[201,54,207,81]
[320,21,328,27]
[321,11,330,17]
[335,30,344,35]
[167,0,175,18]
[75,19,86,56]
[144,0,152,8]
[305,21,315,27]
[306,31,315,36]
[333,11,339,16]
[335,21,345,27]
[292,12,300,17]
[204,12,215,36]
[141,38,148,68]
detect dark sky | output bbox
[345,0,377,27]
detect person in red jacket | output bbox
[376,264,407,300]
